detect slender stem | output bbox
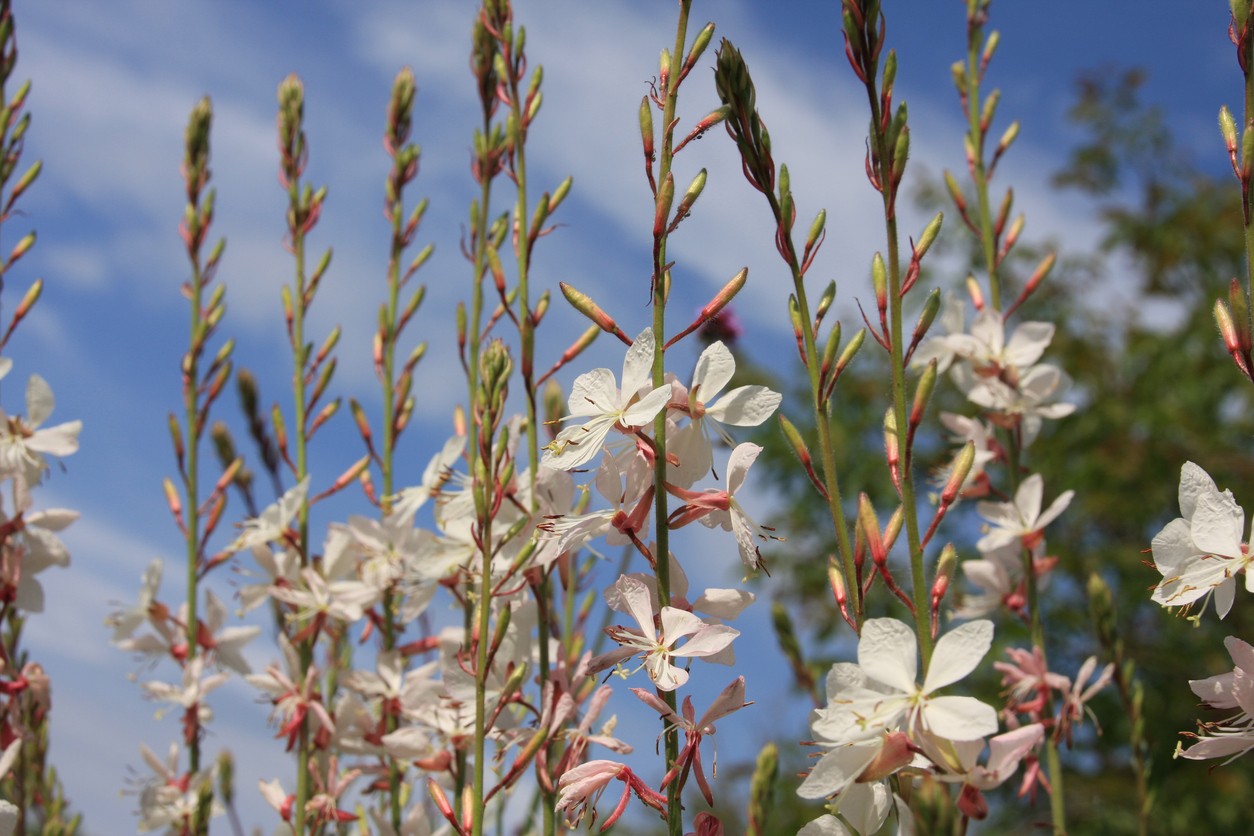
[964,4,1001,311]
[471,435,496,836]
[183,209,204,782]
[651,6,690,833]
[761,185,858,623]
[858,70,933,667]
[382,152,404,831]
[501,33,557,834]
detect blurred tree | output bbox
[738,68,1254,834]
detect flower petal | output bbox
[858,618,917,694]
[923,619,993,693]
[922,695,998,740]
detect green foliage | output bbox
[752,67,1254,834]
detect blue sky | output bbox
[4,1,1230,830]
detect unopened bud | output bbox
[950,61,967,95]
[560,282,622,338]
[857,493,884,562]
[943,169,966,213]
[685,22,716,71]
[639,96,654,161]
[979,89,1000,132]
[872,253,887,309]
[669,168,707,231]
[910,360,937,428]
[913,289,942,343]
[932,543,958,607]
[1230,277,1253,352]
[982,31,1001,67]
[1087,571,1117,648]
[965,274,984,311]
[549,175,573,214]
[1221,105,1239,154]
[996,120,1020,154]
[942,442,976,506]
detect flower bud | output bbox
[747,742,778,836]
[996,120,1020,155]
[1221,105,1239,155]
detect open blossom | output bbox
[667,340,780,485]
[130,742,221,832]
[1152,462,1254,618]
[543,327,672,471]
[0,373,81,496]
[667,442,779,570]
[976,473,1072,553]
[1177,635,1254,763]
[226,477,308,553]
[589,575,738,691]
[799,618,998,801]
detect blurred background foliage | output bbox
[717,67,1254,834]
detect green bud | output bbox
[997,120,1020,153]
[685,22,716,69]
[1087,571,1117,649]
[747,742,779,836]
[981,31,1001,67]
[950,60,967,95]
[914,288,942,340]
[815,280,837,324]
[916,212,943,260]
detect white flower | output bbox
[976,473,1072,553]
[0,374,81,497]
[668,442,779,570]
[799,619,997,804]
[227,477,308,553]
[589,575,738,691]
[543,328,671,471]
[1152,462,1254,618]
[107,558,163,641]
[1178,636,1254,763]
[141,656,228,721]
[668,340,780,484]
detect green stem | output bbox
[288,188,314,836]
[651,6,690,834]
[471,455,495,836]
[859,72,933,667]
[964,5,1001,311]
[183,214,204,782]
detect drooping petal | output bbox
[796,740,881,800]
[671,623,739,659]
[726,442,762,495]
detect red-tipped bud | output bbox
[559,282,631,345]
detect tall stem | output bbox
[651,5,691,833]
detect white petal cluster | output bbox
[1151,462,1254,618]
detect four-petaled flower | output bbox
[590,575,738,691]
[543,328,672,471]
